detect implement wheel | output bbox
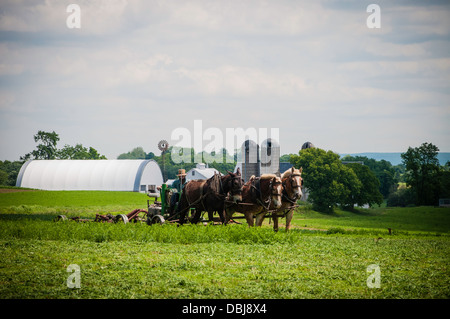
[54,215,67,222]
[114,214,129,224]
[150,215,165,225]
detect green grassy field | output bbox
[0,190,449,299]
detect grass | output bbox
[291,205,450,235]
[0,189,449,299]
[0,190,149,215]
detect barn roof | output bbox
[15,159,163,192]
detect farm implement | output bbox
[53,183,195,225]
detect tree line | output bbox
[0,130,106,186]
[118,146,237,180]
[1,131,449,213]
[288,142,450,212]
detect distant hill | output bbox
[339,152,450,166]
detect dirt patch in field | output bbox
[293,226,327,231]
[0,188,38,193]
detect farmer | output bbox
[168,169,187,216]
[171,169,187,192]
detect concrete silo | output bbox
[260,138,280,176]
[240,140,260,182]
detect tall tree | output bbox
[117,147,147,159]
[344,163,383,208]
[22,130,106,161]
[341,155,397,197]
[290,147,361,212]
[56,144,106,159]
[401,142,441,206]
[21,130,60,160]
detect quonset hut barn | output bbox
[15,160,163,192]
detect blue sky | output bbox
[0,0,449,160]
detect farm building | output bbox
[234,138,294,181]
[15,159,163,192]
[186,163,219,181]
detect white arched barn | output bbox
[15,160,163,192]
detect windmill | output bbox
[158,140,169,182]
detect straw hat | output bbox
[177,169,186,177]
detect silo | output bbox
[260,138,280,176]
[301,141,315,150]
[241,140,260,182]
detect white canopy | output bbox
[16,159,163,192]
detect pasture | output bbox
[0,189,449,299]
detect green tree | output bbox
[439,162,450,199]
[0,160,24,186]
[280,154,295,162]
[401,142,441,206]
[290,148,361,212]
[344,163,383,208]
[117,147,147,159]
[387,187,416,207]
[56,144,106,159]
[21,130,60,160]
[0,169,8,185]
[87,147,107,159]
[341,155,397,197]
[22,130,106,161]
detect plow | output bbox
[53,183,199,226]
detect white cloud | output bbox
[0,0,449,159]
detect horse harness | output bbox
[184,172,241,211]
[281,173,303,205]
[250,177,281,211]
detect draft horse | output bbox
[257,167,303,231]
[225,174,283,227]
[177,168,244,225]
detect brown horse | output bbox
[256,167,303,231]
[225,174,283,227]
[177,168,244,225]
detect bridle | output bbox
[222,173,243,196]
[250,177,282,211]
[282,173,303,204]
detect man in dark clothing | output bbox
[169,169,187,216]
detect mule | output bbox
[256,167,303,231]
[225,174,283,227]
[177,168,244,225]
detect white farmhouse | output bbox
[186,163,220,181]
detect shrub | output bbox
[387,187,416,207]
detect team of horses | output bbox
[175,166,303,231]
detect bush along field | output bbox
[0,190,449,299]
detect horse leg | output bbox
[285,209,294,231]
[272,214,279,232]
[244,212,254,227]
[191,207,202,224]
[177,194,187,225]
[225,207,234,224]
[207,210,214,222]
[218,204,227,225]
[255,212,266,227]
